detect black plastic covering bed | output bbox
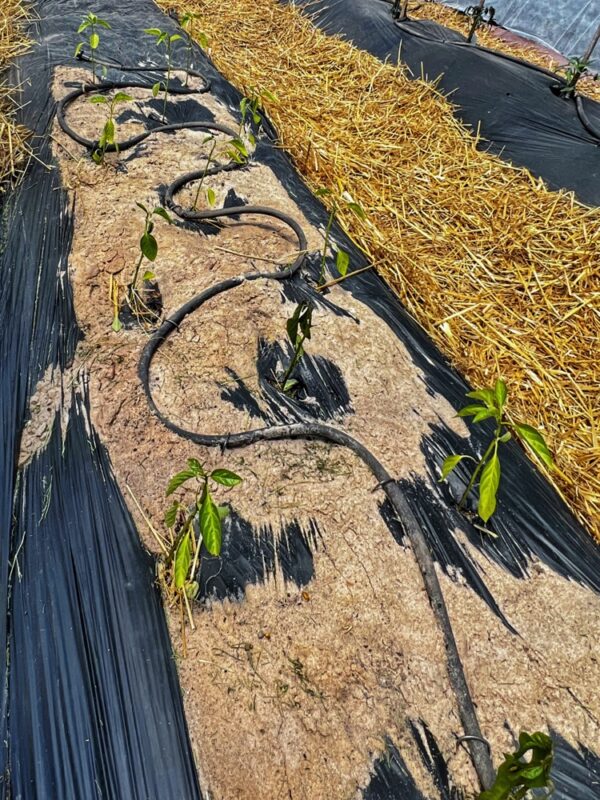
[282,0,600,207]
[1,0,599,797]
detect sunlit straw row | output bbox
[0,0,30,185]
[159,0,600,540]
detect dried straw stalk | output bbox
[159,0,600,541]
[0,0,30,185]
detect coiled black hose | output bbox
[57,65,495,791]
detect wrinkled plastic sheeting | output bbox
[441,0,600,66]
[282,0,600,206]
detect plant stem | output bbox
[457,427,499,510]
[280,333,307,391]
[130,251,145,295]
[319,202,336,284]
[163,39,171,121]
[91,23,96,83]
[193,139,216,209]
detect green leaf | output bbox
[152,82,161,98]
[135,201,148,214]
[77,20,90,33]
[439,454,467,481]
[95,17,111,29]
[286,303,302,345]
[457,403,486,418]
[89,32,100,50]
[144,27,163,36]
[164,501,180,528]
[142,270,155,282]
[206,187,216,207]
[229,138,248,157]
[494,378,507,409]
[140,232,158,262]
[283,378,298,393]
[513,423,553,468]
[336,249,350,277]
[170,33,182,42]
[111,312,122,332]
[104,119,115,145]
[478,451,501,522]
[262,88,278,103]
[166,468,198,496]
[211,468,243,487]
[200,488,222,556]
[92,149,103,164]
[346,201,366,220]
[499,431,512,443]
[174,531,192,588]
[152,206,172,223]
[472,408,497,424]
[466,388,496,409]
[197,31,209,49]
[89,95,107,104]
[315,187,331,197]
[74,42,84,57]
[185,580,199,599]
[113,91,133,104]
[187,458,205,476]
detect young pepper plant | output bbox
[280,301,314,394]
[560,55,599,97]
[479,731,554,800]
[164,459,242,603]
[239,86,278,146]
[314,185,366,285]
[74,12,110,84]
[145,28,182,121]
[440,379,553,522]
[126,202,172,317]
[179,11,208,83]
[88,91,133,164]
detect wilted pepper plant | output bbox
[279,300,314,395]
[441,379,553,522]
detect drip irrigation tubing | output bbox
[58,64,495,790]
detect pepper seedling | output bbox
[280,300,314,395]
[74,12,110,84]
[164,459,242,606]
[88,91,133,164]
[479,731,554,800]
[314,184,366,285]
[145,28,182,121]
[560,55,599,97]
[179,11,209,83]
[440,379,553,523]
[125,202,172,322]
[239,86,278,146]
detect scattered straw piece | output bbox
[0,0,31,186]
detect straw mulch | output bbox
[159,0,600,541]
[0,0,30,186]
[410,1,600,103]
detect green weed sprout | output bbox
[127,202,172,315]
[88,91,133,164]
[314,185,366,285]
[145,28,182,121]
[74,12,110,84]
[280,301,314,394]
[479,731,554,800]
[179,11,208,83]
[164,459,242,604]
[440,379,553,523]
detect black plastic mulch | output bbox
[0,0,599,797]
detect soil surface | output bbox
[40,66,600,799]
